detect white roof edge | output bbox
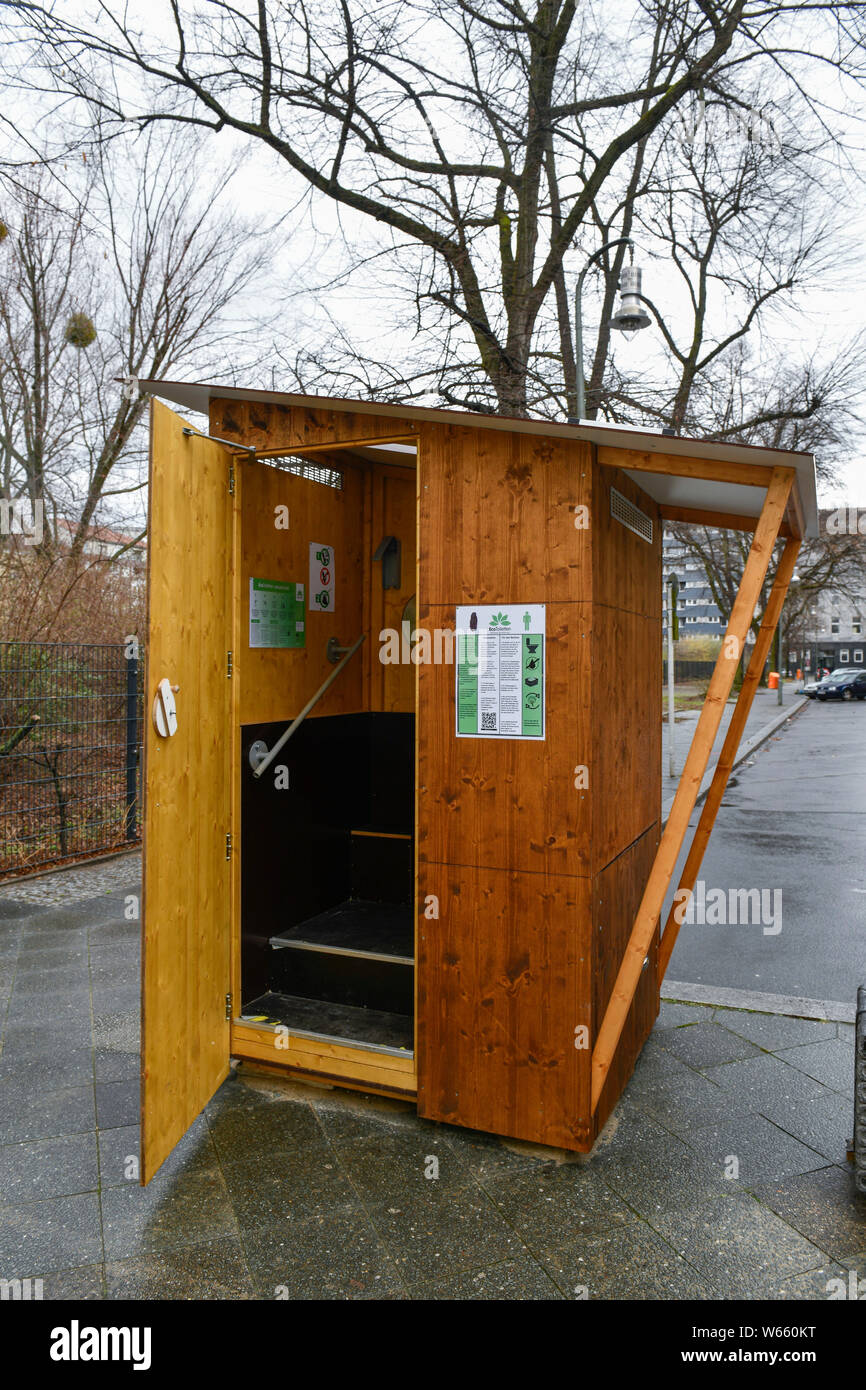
[135,377,819,538]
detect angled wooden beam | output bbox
[658,534,801,978]
[590,467,795,1114]
[659,504,792,537]
[597,445,773,489]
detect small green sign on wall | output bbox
[249,578,306,649]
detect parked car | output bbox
[801,668,859,697]
[816,670,866,701]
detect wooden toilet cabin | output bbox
[137,379,817,1182]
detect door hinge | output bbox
[229,463,235,495]
[227,650,233,679]
[225,832,232,860]
[225,992,232,1021]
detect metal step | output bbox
[241,990,413,1056]
[269,899,413,965]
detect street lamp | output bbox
[572,237,653,422]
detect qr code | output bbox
[481,712,497,731]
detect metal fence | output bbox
[0,641,143,879]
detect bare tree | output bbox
[5,0,866,420]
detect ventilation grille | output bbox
[610,486,653,543]
[261,454,343,490]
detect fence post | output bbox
[125,647,139,841]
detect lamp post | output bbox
[572,237,652,423]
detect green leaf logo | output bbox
[489,612,511,628]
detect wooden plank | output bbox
[238,455,366,725]
[416,865,593,1150]
[589,467,795,1113]
[593,458,662,618]
[659,504,792,537]
[657,535,801,977]
[141,402,233,1182]
[209,397,418,452]
[418,423,593,606]
[230,1021,416,1091]
[416,600,592,877]
[598,445,773,488]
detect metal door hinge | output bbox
[229,464,235,495]
[225,832,232,860]
[225,992,232,1021]
[227,651,233,679]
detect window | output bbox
[854,615,862,635]
[840,649,849,663]
[855,650,864,664]
[831,616,840,635]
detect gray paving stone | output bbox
[759,1089,853,1165]
[37,1264,106,1299]
[206,1080,322,1162]
[368,1182,525,1278]
[222,1144,360,1231]
[629,1064,753,1137]
[703,1054,828,1110]
[679,1192,829,1299]
[776,1039,853,1096]
[0,1081,95,1142]
[713,1009,837,1052]
[656,1000,715,1029]
[681,1113,827,1185]
[0,1132,98,1203]
[655,1021,763,1069]
[105,1236,256,1300]
[244,1208,407,1300]
[0,1192,102,1274]
[95,1079,140,1131]
[542,1220,719,1300]
[778,1262,850,1300]
[482,1162,634,1247]
[408,1252,563,1300]
[0,1046,94,1091]
[100,1167,235,1261]
[333,1131,472,1202]
[752,1165,866,1260]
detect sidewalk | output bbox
[0,855,861,1300]
[662,686,807,818]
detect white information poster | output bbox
[309,542,335,612]
[455,604,546,740]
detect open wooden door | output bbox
[141,401,233,1182]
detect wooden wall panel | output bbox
[142,402,232,1182]
[238,456,366,725]
[592,459,661,619]
[369,470,417,714]
[591,825,660,1136]
[418,424,592,605]
[590,609,662,874]
[416,865,593,1150]
[417,601,592,877]
[210,398,418,453]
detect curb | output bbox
[662,978,855,1024]
[662,694,809,822]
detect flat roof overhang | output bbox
[136,377,819,539]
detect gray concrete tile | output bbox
[482,1162,635,1247]
[542,1221,720,1300]
[206,1079,322,1161]
[657,1000,716,1029]
[0,1132,98,1202]
[105,1236,255,1300]
[100,1167,236,1261]
[682,1113,827,1185]
[222,1144,360,1231]
[245,1208,407,1299]
[0,1081,95,1142]
[410,1252,563,1300]
[443,1126,561,1182]
[655,1021,763,1069]
[368,1182,525,1278]
[95,1079,139,1131]
[37,1264,106,1299]
[0,1046,93,1090]
[778,1262,850,1300]
[703,1054,828,1110]
[629,1064,753,1137]
[713,1009,837,1052]
[679,1192,829,1298]
[751,1165,866,1260]
[759,1089,853,1166]
[0,1192,102,1274]
[332,1130,471,1202]
[776,1039,853,1096]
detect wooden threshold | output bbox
[231,1019,417,1096]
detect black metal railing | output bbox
[0,641,143,878]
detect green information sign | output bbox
[455,604,545,739]
[249,577,306,649]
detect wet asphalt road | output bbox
[662,698,866,1005]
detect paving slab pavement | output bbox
[0,857,862,1301]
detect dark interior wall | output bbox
[240,713,414,1003]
